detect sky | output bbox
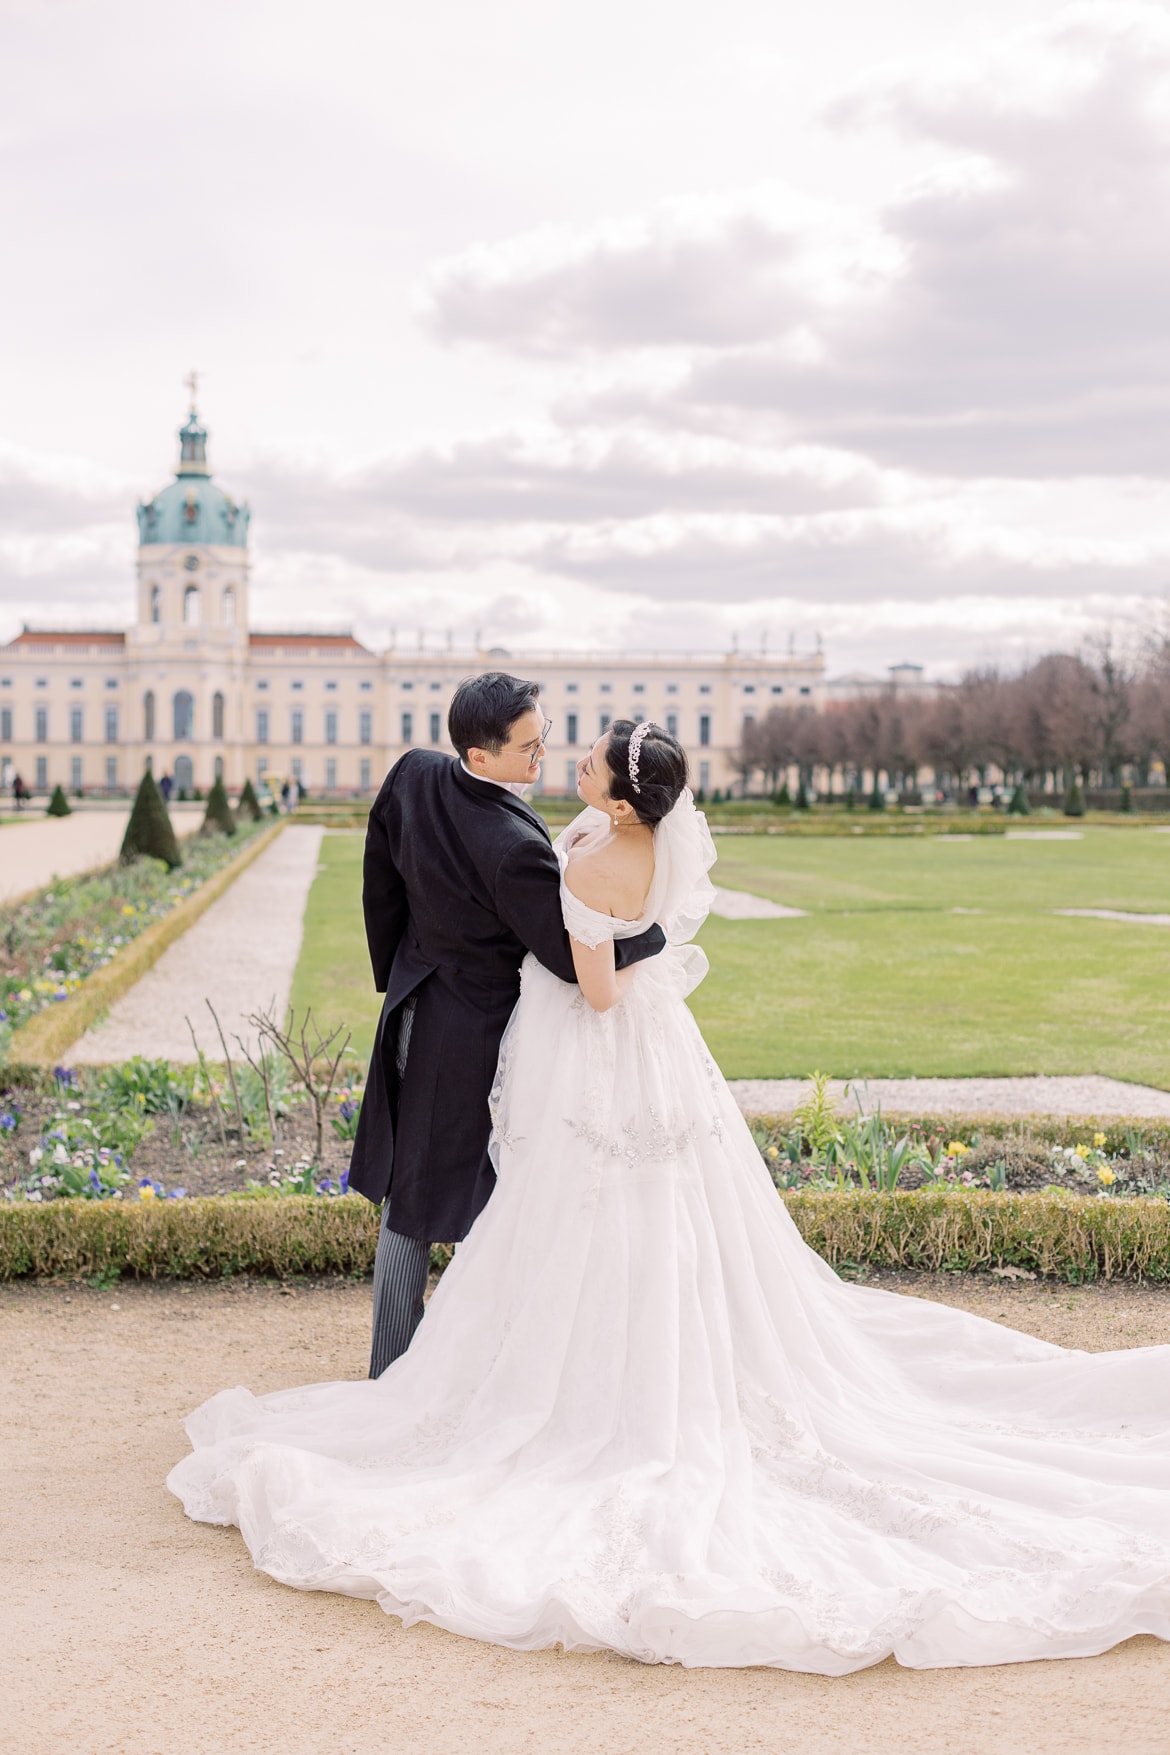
[1,0,1169,677]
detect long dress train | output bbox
[168,795,1170,1674]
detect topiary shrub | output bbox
[1007,781,1030,816]
[1063,778,1085,818]
[773,781,791,807]
[868,778,886,812]
[236,777,263,822]
[46,784,71,817]
[201,774,237,837]
[120,770,182,869]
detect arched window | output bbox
[173,690,194,740]
[144,690,155,741]
[212,692,225,740]
[222,586,236,625]
[183,585,201,625]
[149,585,160,624]
[174,755,193,795]
[213,755,224,782]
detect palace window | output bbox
[325,710,338,745]
[666,713,678,738]
[401,711,413,743]
[291,710,304,745]
[35,756,47,791]
[173,691,194,740]
[212,692,225,740]
[105,756,117,789]
[0,707,11,741]
[429,712,441,744]
[71,756,82,792]
[35,707,48,742]
[699,714,711,746]
[144,691,155,741]
[105,707,118,744]
[70,708,83,743]
[599,713,611,735]
[222,586,236,624]
[566,713,578,745]
[359,710,372,745]
[359,759,371,792]
[150,585,160,623]
[182,585,201,625]
[256,709,269,744]
[326,758,337,791]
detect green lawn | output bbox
[291,826,1170,1086]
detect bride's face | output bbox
[576,735,612,811]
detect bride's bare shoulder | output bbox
[565,837,652,919]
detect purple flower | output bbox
[53,1066,78,1089]
[0,1111,16,1133]
[339,1167,350,1195]
[166,1188,187,1200]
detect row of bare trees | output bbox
[736,644,1170,799]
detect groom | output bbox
[348,671,666,1376]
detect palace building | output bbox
[0,402,827,800]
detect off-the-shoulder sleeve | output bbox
[560,883,619,948]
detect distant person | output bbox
[280,780,291,813]
[12,772,27,810]
[159,772,173,803]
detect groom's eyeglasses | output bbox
[515,720,553,756]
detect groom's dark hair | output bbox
[448,671,541,759]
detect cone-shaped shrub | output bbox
[120,770,182,868]
[1007,782,1030,816]
[773,780,791,807]
[201,774,237,837]
[1063,778,1085,818]
[46,783,71,817]
[868,778,886,812]
[236,777,263,822]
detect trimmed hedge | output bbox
[3,1188,1170,1284]
[5,819,284,1067]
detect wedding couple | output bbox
[170,673,1170,1675]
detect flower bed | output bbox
[3,1186,1170,1285]
[0,817,272,1060]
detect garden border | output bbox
[3,819,285,1072]
[4,1186,1170,1283]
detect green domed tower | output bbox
[127,381,251,796]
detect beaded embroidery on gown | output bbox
[169,793,1170,1674]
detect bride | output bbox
[169,720,1170,1675]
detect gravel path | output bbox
[0,804,204,902]
[70,825,324,1065]
[2,1275,1167,1755]
[711,886,807,919]
[729,1075,1170,1118]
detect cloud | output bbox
[420,5,1170,479]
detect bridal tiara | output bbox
[627,720,654,793]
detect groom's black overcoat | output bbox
[347,751,665,1242]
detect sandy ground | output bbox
[70,825,324,1064]
[729,1074,1170,1118]
[710,885,806,919]
[0,805,204,903]
[3,1275,1170,1755]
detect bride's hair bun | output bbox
[604,720,689,827]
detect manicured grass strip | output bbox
[5,821,285,1069]
[4,1188,1170,1284]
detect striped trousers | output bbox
[368,994,430,1378]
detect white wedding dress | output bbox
[169,794,1170,1674]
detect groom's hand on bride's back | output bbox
[614,923,666,967]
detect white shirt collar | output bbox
[460,759,530,799]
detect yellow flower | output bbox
[767,1145,780,1160]
[1073,1143,1091,1160]
[947,1141,970,1158]
[138,1184,157,1200]
[1093,1132,1107,1149]
[121,904,136,916]
[17,988,32,1002]
[1097,1166,1115,1187]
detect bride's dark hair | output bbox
[604,720,689,827]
